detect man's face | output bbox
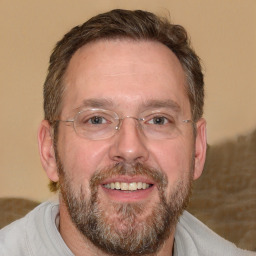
[50,39,205,255]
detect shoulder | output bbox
[175,211,256,256]
[0,201,60,256]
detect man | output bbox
[0,9,254,256]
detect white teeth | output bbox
[103,181,151,191]
[129,182,137,191]
[115,182,120,189]
[137,182,143,189]
[121,182,129,190]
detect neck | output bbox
[58,199,175,256]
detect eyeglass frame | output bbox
[54,108,194,140]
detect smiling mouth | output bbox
[103,182,153,191]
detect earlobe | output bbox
[193,118,207,180]
[38,120,59,182]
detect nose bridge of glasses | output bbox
[116,116,143,130]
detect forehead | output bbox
[62,39,190,116]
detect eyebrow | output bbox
[73,98,181,113]
[141,99,181,113]
[74,98,115,111]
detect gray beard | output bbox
[58,162,193,256]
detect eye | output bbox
[147,116,171,125]
[88,116,107,125]
[77,112,112,127]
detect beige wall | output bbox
[1,0,255,202]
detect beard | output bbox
[57,158,193,256]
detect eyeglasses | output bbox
[56,108,193,140]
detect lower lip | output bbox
[101,185,155,202]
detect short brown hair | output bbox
[44,9,204,192]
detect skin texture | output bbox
[38,39,207,256]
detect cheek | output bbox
[149,137,194,186]
[57,131,110,191]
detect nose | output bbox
[108,117,149,164]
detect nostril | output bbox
[113,155,125,162]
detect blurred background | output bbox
[0,0,256,202]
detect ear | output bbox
[193,118,207,180]
[38,120,59,182]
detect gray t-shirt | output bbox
[0,201,255,256]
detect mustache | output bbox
[89,162,168,190]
